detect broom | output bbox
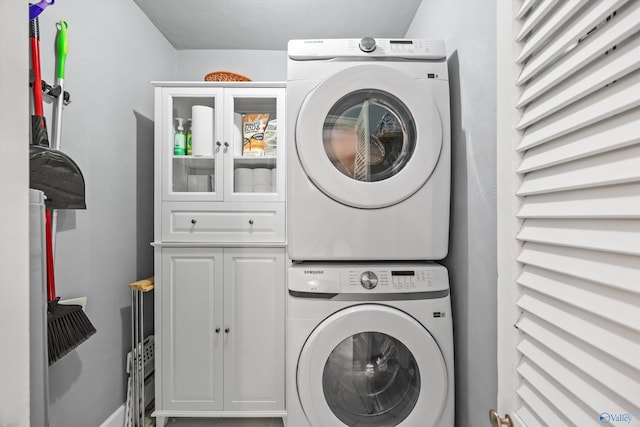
[45,209,96,365]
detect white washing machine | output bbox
[287,38,451,261]
[286,263,454,427]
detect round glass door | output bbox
[296,64,443,208]
[323,90,416,183]
[322,332,420,426]
[297,305,448,427]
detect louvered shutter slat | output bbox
[516,0,556,42]
[518,267,640,331]
[517,36,640,129]
[515,0,586,65]
[516,294,640,368]
[517,1,640,108]
[517,243,640,294]
[517,70,640,152]
[518,339,625,418]
[516,0,540,20]
[516,0,628,81]
[517,218,640,256]
[515,405,548,427]
[503,2,640,422]
[518,108,640,173]
[517,183,640,219]
[517,316,640,401]
[516,361,590,424]
[517,144,640,196]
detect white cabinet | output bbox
[152,83,287,426]
[159,248,224,412]
[157,85,285,203]
[154,83,286,243]
[159,248,285,415]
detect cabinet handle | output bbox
[216,141,222,147]
[224,328,230,334]
[215,327,220,333]
[248,219,254,225]
[191,219,197,225]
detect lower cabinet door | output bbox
[161,247,224,411]
[223,247,285,411]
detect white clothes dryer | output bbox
[286,262,454,427]
[287,38,451,261]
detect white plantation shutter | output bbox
[500,0,640,425]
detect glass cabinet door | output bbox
[163,87,224,201]
[223,88,285,202]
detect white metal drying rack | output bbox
[125,277,155,427]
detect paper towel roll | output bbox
[192,105,214,157]
[253,168,272,185]
[234,168,253,188]
[233,113,243,156]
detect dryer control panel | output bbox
[289,263,449,294]
[288,38,446,60]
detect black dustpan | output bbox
[30,146,86,210]
[29,16,85,210]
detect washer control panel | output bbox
[288,263,449,294]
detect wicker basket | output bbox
[204,70,252,82]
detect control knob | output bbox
[360,271,378,289]
[359,37,376,53]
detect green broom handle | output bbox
[52,20,68,151]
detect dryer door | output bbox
[295,64,443,208]
[297,305,448,427]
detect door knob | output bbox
[489,410,514,427]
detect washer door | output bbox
[297,305,448,427]
[296,64,443,208]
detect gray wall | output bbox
[0,1,30,426]
[405,1,498,426]
[176,49,287,81]
[37,1,175,425]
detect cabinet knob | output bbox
[191,219,197,225]
[215,327,220,333]
[224,141,230,148]
[249,219,254,225]
[216,141,222,147]
[224,328,230,333]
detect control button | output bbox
[360,271,378,289]
[359,37,376,53]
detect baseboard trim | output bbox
[100,404,125,427]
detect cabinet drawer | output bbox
[162,202,285,243]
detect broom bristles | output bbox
[47,301,96,365]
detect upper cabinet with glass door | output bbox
[155,84,285,203]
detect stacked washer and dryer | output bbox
[286,38,454,427]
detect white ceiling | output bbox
[133,0,423,50]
